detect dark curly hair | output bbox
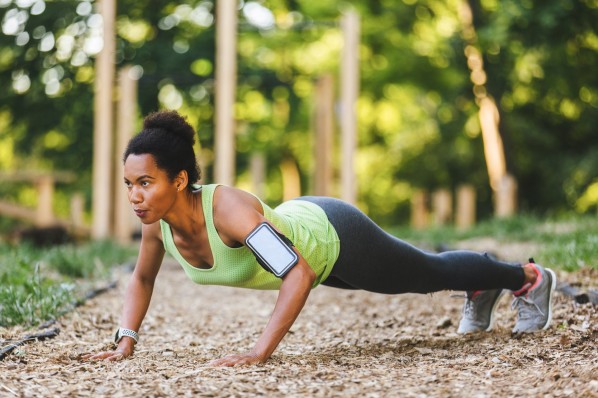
[123,110,201,188]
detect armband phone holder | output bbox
[245,222,298,278]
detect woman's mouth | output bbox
[134,209,147,218]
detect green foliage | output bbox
[575,179,598,212]
[0,241,135,326]
[474,0,598,212]
[1,0,597,224]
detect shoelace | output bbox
[451,293,476,317]
[462,299,476,317]
[511,295,545,320]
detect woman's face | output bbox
[123,153,178,224]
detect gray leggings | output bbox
[297,197,525,294]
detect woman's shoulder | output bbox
[213,185,262,210]
[212,186,264,236]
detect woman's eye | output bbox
[141,181,150,187]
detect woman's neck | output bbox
[162,190,204,239]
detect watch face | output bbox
[114,329,121,343]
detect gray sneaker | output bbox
[511,262,557,333]
[457,289,505,334]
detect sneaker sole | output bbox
[485,289,506,332]
[541,268,557,330]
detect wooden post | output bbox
[0,171,82,231]
[314,74,334,197]
[70,193,85,231]
[114,65,138,243]
[250,152,266,198]
[280,158,301,202]
[456,184,476,229]
[197,148,209,185]
[410,189,428,229]
[91,0,116,239]
[214,0,237,186]
[478,96,507,190]
[35,176,54,227]
[432,188,452,226]
[0,200,36,222]
[340,11,360,204]
[458,1,517,216]
[495,174,517,218]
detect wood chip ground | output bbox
[1,258,596,397]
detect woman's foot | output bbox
[457,289,505,334]
[511,261,557,333]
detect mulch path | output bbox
[1,259,596,397]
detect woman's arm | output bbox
[208,255,316,366]
[208,186,317,366]
[83,222,165,361]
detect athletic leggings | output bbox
[297,197,525,294]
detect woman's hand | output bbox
[82,223,164,363]
[82,339,135,362]
[207,351,266,367]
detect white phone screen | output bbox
[245,223,298,276]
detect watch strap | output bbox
[114,327,139,344]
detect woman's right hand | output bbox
[82,339,135,362]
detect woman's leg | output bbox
[297,196,525,295]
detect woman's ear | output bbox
[175,170,189,191]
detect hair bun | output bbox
[143,110,195,145]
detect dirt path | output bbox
[1,259,596,397]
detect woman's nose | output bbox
[129,188,142,204]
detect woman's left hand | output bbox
[207,351,266,367]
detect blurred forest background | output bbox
[1,0,597,229]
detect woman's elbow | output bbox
[131,270,157,289]
[299,262,317,286]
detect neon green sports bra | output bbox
[159,184,340,290]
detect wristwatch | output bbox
[114,327,139,344]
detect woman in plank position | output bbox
[85,110,556,366]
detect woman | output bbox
[85,110,556,366]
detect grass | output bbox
[0,241,136,327]
[389,213,597,272]
[0,262,75,327]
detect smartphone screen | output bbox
[245,223,298,277]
